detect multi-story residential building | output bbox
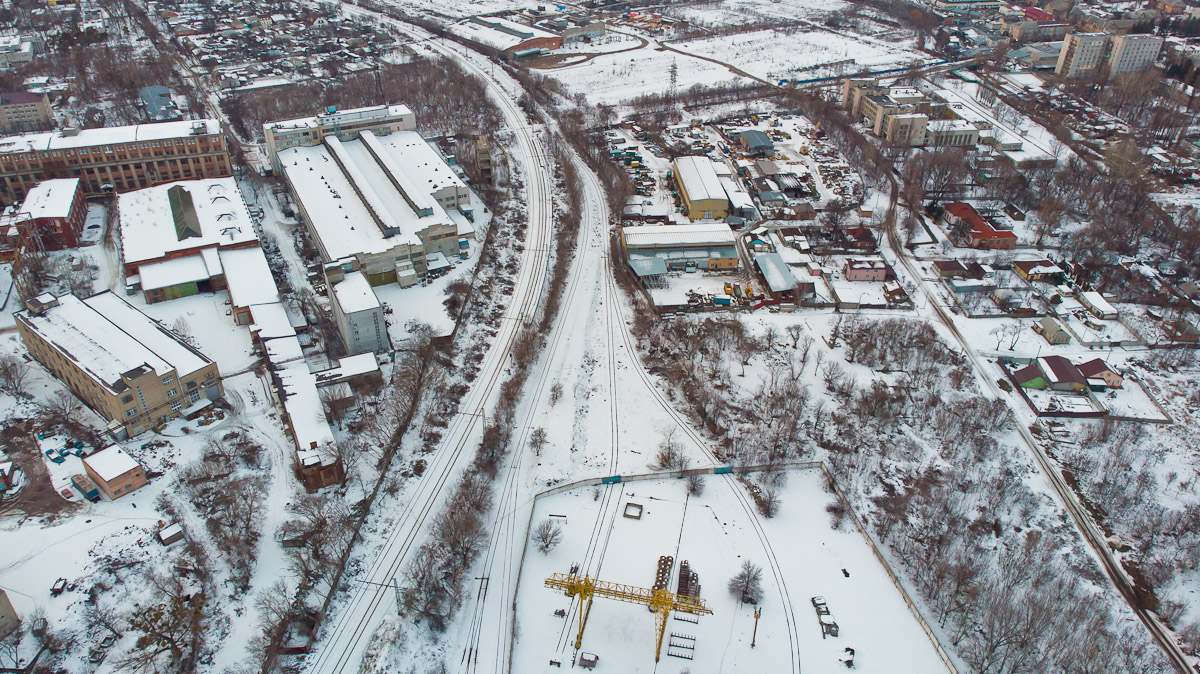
[0,119,231,204]
[330,271,388,355]
[3,177,85,250]
[15,291,223,438]
[263,104,416,174]
[1056,32,1111,77]
[0,91,52,134]
[1107,33,1164,76]
[0,588,18,639]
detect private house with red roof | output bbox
[1077,358,1123,389]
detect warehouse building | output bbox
[277,129,466,286]
[16,292,223,438]
[116,177,260,303]
[448,15,563,59]
[623,222,739,272]
[0,119,231,203]
[263,104,416,174]
[673,156,729,220]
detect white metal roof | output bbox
[0,119,220,154]
[674,156,728,204]
[220,247,279,309]
[19,178,79,221]
[623,222,736,249]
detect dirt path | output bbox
[0,421,80,520]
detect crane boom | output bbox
[545,572,712,662]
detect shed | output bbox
[158,523,184,546]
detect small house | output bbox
[1034,317,1071,344]
[844,258,889,282]
[1013,259,1064,283]
[1078,291,1117,320]
[1036,355,1087,392]
[82,445,147,500]
[1076,359,1122,389]
[934,260,967,278]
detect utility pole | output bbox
[751,607,762,647]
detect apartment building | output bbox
[330,271,388,355]
[0,589,17,640]
[3,177,85,250]
[1056,32,1111,77]
[0,119,231,203]
[15,292,223,438]
[263,104,416,174]
[1108,33,1164,76]
[0,91,52,134]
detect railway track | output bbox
[304,16,556,674]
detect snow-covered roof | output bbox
[220,247,279,309]
[264,335,304,364]
[277,357,335,454]
[264,104,412,134]
[674,156,728,204]
[1079,291,1117,316]
[16,292,212,393]
[279,137,456,261]
[623,223,736,249]
[249,302,296,341]
[368,130,467,199]
[314,352,379,386]
[0,119,220,154]
[83,445,141,482]
[333,272,380,314]
[449,15,559,51]
[117,177,256,267]
[19,178,79,221]
[138,255,212,291]
[755,252,798,293]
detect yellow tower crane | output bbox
[545,572,713,663]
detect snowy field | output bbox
[672,27,930,82]
[545,46,751,105]
[1098,378,1171,421]
[513,470,951,674]
[664,0,853,26]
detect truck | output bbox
[71,474,101,503]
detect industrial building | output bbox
[15,292,224,438]
[0,119,231,203]
[115,177,260,303]
[673,156,729,220]
[448,15,563,59]
[278,126,470,286]
[841,79,929,147]
[331,271,388,355]
[1,177,85,250]
[263,104,417,174]
[622,223,739,272]
[82,444,147,500]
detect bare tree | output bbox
[119,573,206,673]
[528,427,548,456]
[533,519,562,553]
[728,561,763,604]
[0,353,29,396]
[654,431,688,471]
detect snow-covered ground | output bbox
[545,45,752,105]
[515,470,951,674]
[672,26,930,83]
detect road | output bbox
[302,17,556,673]
[882,184,1197,674]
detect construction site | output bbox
[512,469,953,673]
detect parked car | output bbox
[44,449,65,464]
[51,578,67,596]
[59,488,73,499]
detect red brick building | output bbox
[0,119,231,204]
[944,202,1017,250]
[6,178,86,250]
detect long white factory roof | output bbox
[0,119,220,154]
[264,104,413,133]
[117,177,256,267]
[278,135,456,261]
[17,292,211,393]
[674,156,728,204]
[623,222,736,248]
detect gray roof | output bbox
[138,86,181,122]
[739,130,773,149]
[629,256,668,277]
